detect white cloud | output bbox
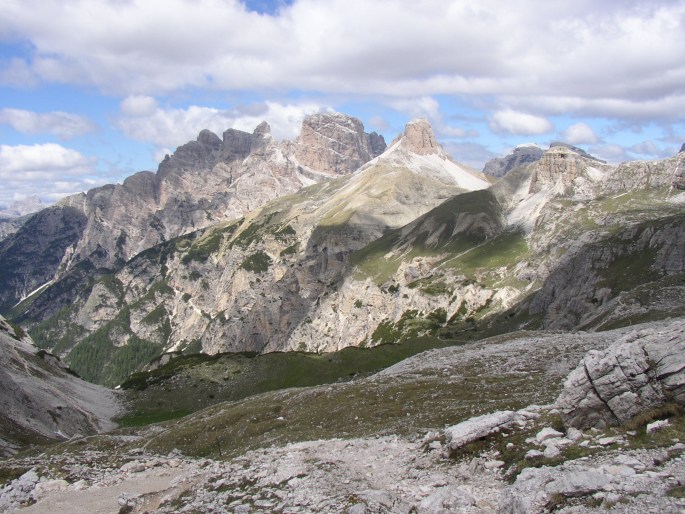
[387,97,442,121]
[0,143,99,204]
[562,122,598,145]
[115,97,325,150]
[489,109,553,135]
[1,0,682,123]
[0,108,97,139]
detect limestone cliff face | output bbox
[1,113,385,322]
[293,112,385,174]
[528,146,586,194]
[0,206,88,313]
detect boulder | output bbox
[545,471,610,497]
[557,321,685,429]
[444,411,517,453]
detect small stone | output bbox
[602,465,635,477]
[646,419,670,433]
[653,451,670,466]
[546,471,610,496]
[602,493,622,506]
[597,436,621,446]
[543,445,561,459]
[536,427,564,444]
[33,479,69,497]
[566,427,583,441]
[484,460,505,470]
[525,450,544,460]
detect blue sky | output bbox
[1,0,684,205]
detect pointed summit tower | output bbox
[365,118,492,191]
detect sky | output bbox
[1,0,684,206]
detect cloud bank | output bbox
[2,0,683,121]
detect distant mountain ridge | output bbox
[10,118,492,385]
[2,113,685,388]
[0,113,386,314]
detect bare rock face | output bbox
[1,114,384,325]
[557,320,685,429]
[528,146,585,194]
[483,144,544,177]
[392,117,440,156]
[293,112,386,174]
[673,158,685,190]
[0,206,88,313]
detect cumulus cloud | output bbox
[0,143,99,204]
[562,122,598,145]
[0,108,97,139]
[1,0,683,121]
[115,96,325,150]
[489,109,553,135]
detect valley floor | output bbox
[2,319,685,513]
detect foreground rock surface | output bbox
[557,320,685,429]
[1,319,684,512]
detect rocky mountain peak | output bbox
[253,121,271,137]
[483,143,544,177]
[528,145,586,194]
[679,142,685,153]
[398,118,440,156]
[0,195,45,218]
[293,112,386,175]
[197,129,222,149]
[549,141,605,163]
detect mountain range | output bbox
[1,113,684,388]
[1,112,685,513]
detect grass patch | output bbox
[240,251,273,273]
[181,222,239,264]
[0,466,31,487]
[351,189,503,284]
[119,335,458,428]
[115,409,192,427]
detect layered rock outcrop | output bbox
[293,112,385,174]
[528,146,586,194]
[557,320,685,429]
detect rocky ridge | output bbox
[0,113,386,315]
[12,125,685,387]
[20,119,490,384]
[482,143,544,178]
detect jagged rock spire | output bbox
[400,118,440,155]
